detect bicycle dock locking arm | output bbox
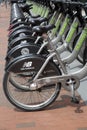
[56,17,80,53]
[62,24,87,64]
[52,14,71,45]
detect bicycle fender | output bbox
[9,22,30,30]
[9,29,32,41]
[9,26,32,36]
[6,43,42,59]
[8,36,36,49]
[5,55,59,76]
[5,55,45,73]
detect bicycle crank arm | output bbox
[32,75,80,91]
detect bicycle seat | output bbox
[11,0,26,4]
[18,0,26,4]
[32,24,55,35]
[28,17,48,26]
[30,15,41,18]
[20,4,33,8]
[20,4,33,12]
[11,0,18,3]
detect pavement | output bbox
[0,5,87,130]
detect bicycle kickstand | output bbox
[69,79,80,104]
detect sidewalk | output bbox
[0,6,87,130]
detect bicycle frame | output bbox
[26,45,87,100]
[32,61,87,93]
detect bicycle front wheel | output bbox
[3,72,61,111]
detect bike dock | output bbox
[0,4,87,130]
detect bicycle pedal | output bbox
[71,98,80,104]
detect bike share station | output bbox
[3,0,87,111]
[2,0,87,111]
[2,0,87,112]
[1,0,87,129]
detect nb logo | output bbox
[23,62,32,68]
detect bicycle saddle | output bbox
[28,17,48,26]
[11,0,26,4]
[20,4,33,8]
[10,16,47,29]
[30,14,41,19]
[20,4,33,12]
[32,24,55,35]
